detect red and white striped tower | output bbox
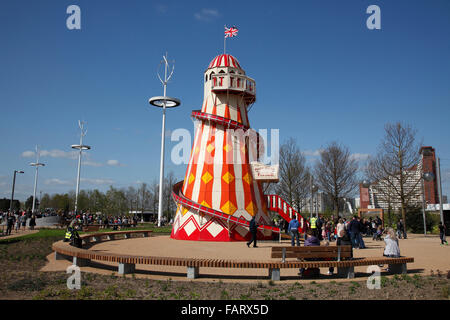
[171,54,275,241]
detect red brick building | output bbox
[360,146,439,209]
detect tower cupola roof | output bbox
[207,54,242,70]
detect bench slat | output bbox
[272,246,352,252]
[272,252,352,259]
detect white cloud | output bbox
[350,153,370,161]
[106,160,125,167]
[302,149,322,157]
[81,178,114,185]
[83,160,104,167]
[44,178,73,186]
[41,149,78,159]
[194,8,220,21]
[22,149,78,160]
[21,151,35,158]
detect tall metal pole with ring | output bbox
[30,145,45,214]
[71,121,91,215]
[149,52,181,227]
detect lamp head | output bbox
[423,172,435,182]
[362,180,371,188]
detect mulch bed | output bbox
[0,234,449,300]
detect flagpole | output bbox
[224,25,226,54]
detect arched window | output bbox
[219,70,225,74]
[209,72,215,80]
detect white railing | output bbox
[211,73,256,96]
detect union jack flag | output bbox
[224,26,238,38]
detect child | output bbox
[374,225,383,241]
[15,215,21,233]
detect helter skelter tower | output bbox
[171,54,281,241]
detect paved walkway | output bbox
[0,228,39,240]
[42,233,450,283]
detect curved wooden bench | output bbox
[271,246,414,279]
[52,230,414,281]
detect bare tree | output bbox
[365,122,422,230]
[125,186,138,216]
[149,179,159,216]
[137,183,150,214]
[314,141,358,216]
[275,138,310,211]
[163,171,177,222]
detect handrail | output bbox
[211,73,256,96]
[266,194,309,233]
[172,181,281,233]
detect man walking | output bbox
[288,216,301,246]
[348,216,361,249]
[397,219,406,239]
[438,222,448,245]
[6,212,15,236]
[247,216,259,248]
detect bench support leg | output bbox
[187,266,199,279]
[388,263,407,274]
[337,266,355,279]
[73,256,89,267]
[55,252,67,260]
[269,268,281,281]
[118,263,135,275]
[107,235,115,241]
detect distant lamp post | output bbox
[362,180,371,188]
[421,171,435,236]
[71,121,91,215]
[436,157,445,225]
[30,146,45,214]
[309,175,318,219]
[10,170,24,213]
[149,52,181,227]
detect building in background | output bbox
[360,146,441,210]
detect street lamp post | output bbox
[149,53,181,227]
[71,121,91,215]
[421,171,434,236]
[436,156,445,224]
[309,175,318,220]
[10,170,24,213]
[30,146,45,214]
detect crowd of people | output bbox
[63,212,141,230]
[0,210,37,236]
[276,214,388,249]
[279,214,406,277]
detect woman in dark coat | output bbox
[29,215,36,230]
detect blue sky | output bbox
[1,0,450,201]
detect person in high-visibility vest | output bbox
[64,219,82,247]
[310,215,318,238]
[64,227,74,242]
